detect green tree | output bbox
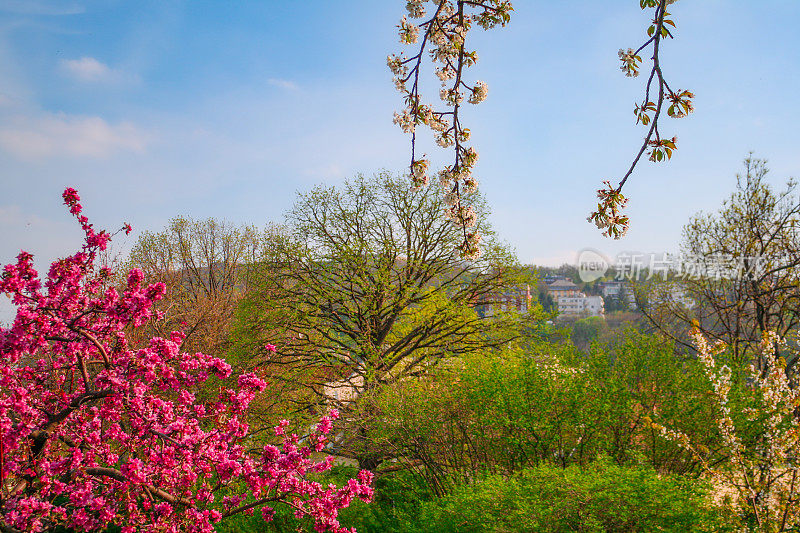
[571,316,609,350]
[639,156,800,372]
[364,329,718,497]
[232,172,531,467]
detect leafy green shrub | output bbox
[572,316,609,349]
[414,461,735,533]
[333,467,433,533]
[363,330,720,498]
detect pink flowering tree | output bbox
[0,189,373,533]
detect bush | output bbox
[363,330,720,497]
[572,316,609,349]
[415,461,734,533]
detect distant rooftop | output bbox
[547,279,579,290]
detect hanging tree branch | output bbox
[391,0,692,244]
[588,0,694,239]
[389,0,513,259]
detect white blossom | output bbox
[386,54,407,77]
[440,88,463,105]
[438,168,454,189]
[468,80,488,104]
[392,109,415,133]
[463,146,478,164]
[459,231,482,260]
[398,16,419,44]
[405,0,425,18]
[410,158,429,188]
[435,67,455,83]
[462,175,478,194]
[618,47,639,77]
[436,132,454,148]
[447,204,477,228]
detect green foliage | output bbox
[571,316,609,349]
[581,329,718,472]
[296,463,734,533]
[537,287,556,313]
[331,467,433,533]
[363,329,720,494]
[602,295,629,313]
[413,461,734,533]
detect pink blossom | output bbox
[0,188,373,533]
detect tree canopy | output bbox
[233,173,531,402]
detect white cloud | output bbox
[267,78,298,91]
[0,113,149,159]
[61,57,109,82]
[60,57,135,84]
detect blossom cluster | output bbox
[389,0,512,259]
[586,180,629,240]
[0,189,373,532]
[617,48,640,77]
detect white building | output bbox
[584,295,605,316]
[555,293,604,317]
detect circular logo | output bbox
[577,248,609,283]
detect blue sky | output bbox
[1,0,799,278]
